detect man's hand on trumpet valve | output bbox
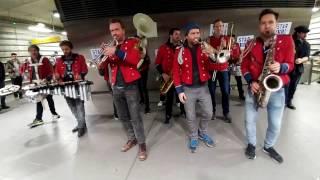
[103,46,116,57]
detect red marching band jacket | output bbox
[240,34,295,86]
[208,35,230,71]
[229,42,241,64]
[99,38,141,85]
[20,56,53,83]
[55,53,88,81]
[172,45,215,94]
[155,43,176,74]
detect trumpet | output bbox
[195,38,217,61]
[90,38,118,68]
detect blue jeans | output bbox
[208,70,230,115]
[245,88,285,148]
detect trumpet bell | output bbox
[217,50,230,63]
[133,13,158,38]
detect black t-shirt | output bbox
[63,54,75,81]
[188,45,201,87]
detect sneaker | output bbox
[121,139,138,152]
[113,114,119,121]
[189,139,199,153]
[28,119,44,128]
[199,133,215,147]
[245,144,256,160]
[176,103,180,108]
[157,101,164,107]
[52,114,60,121]
[223,113,232,123]
[263,147,284,163]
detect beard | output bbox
[261,30,275,39]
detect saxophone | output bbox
[255,35,283,108]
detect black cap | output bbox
[294,25,310,33]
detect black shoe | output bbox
[164,115,171,124]
[239,95,245,101]
[144,107,150,114]
[263,147,284,163]
[72,127,79,133]
[245,144,256,160]
[78,127,87,137]
[211,112,216,120]
[286,103,296,110]
[223,113,232,123]
[1,105,9,109]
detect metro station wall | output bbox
[63,8,311,92]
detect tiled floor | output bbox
[0,83,319,180]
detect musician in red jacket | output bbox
[228,34,245,100]
[98,19,147,161]
[208,19,232,123]
[173,23,216,153]
[21,45,60,128]
[241,9,294,163]
[155,28,185,124]
[55,40,88,137]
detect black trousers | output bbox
[286,69,303,104]
[11,76,23,98]
[228,71,244,97]
[36,95,58,120]
[138,70,150,110]
[0,80,6,106]
[165,86,185,118]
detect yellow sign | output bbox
[31,36,61,45]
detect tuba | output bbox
[133,13,158,69]
[255,35,283,109]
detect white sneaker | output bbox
[176,103,180,108]
[52,114,61,121]
[157,101,164,107]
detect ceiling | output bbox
[55,0,315,22]
[0,0,63,27]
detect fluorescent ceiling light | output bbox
[61,31,67,35]
[312,7,319,12]
[53,12,60,18]
[28,23,52,33]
